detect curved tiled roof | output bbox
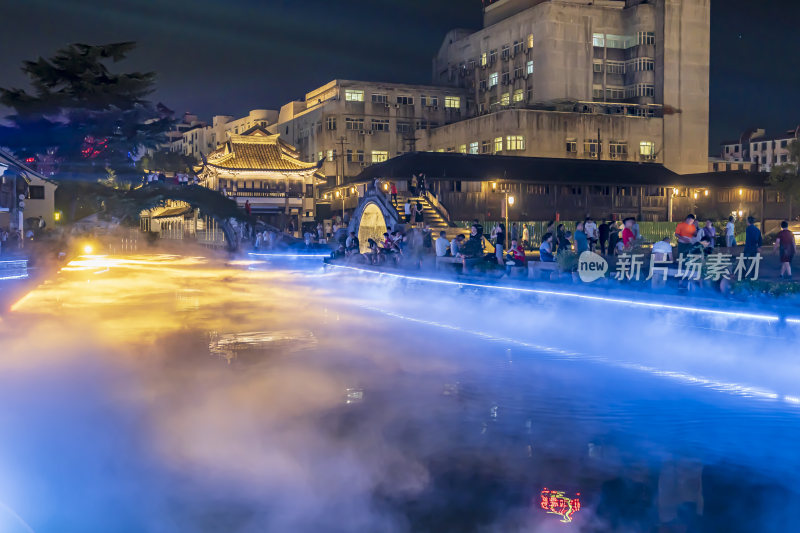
[205,129,320,172]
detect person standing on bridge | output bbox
[390,182,398,205]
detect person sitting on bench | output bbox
[506,239,526,266]
[539,233,555,262]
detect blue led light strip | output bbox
[326,263,799,324]
[0,274,28,281]
[363,304,800,407]
[248,253,330,259]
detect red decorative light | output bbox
[539,488,582,523]
[80,136,109,159]
[25,157,35,163]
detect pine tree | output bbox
[0,42,173,182]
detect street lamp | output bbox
[504,192,515,249]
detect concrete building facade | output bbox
[428,0,710,174]
[0,150,57,230]
[274,80,467,185]
[721,126,799,172]
[166,110,280,160]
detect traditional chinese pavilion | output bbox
[198,127,324,230]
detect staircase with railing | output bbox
[391,191,455,231]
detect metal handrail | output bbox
[423,190,455,227]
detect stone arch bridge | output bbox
[347,190,402,252]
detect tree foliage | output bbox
[0,42,174,181]
[769,139,800,204]
[137,150,196,174]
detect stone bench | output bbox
[528,261,559,280]
[435,256,482,274]
[504,263,528,278]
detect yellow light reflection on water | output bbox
[8,253,323,344]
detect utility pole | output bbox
[336,136,349,186]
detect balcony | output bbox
[225,189,304,199]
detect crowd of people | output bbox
[323,206,796,281]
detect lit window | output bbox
[459,144,467,154]
[592,33,605,47]
[527,34,534,49]
[469,141,479,154]
[494,137,503,152]
[506,135,525,151]
[326,149,336,162]
[371,93,388,104]
[372,150,388,163]
[445,96,461,108]
[513,89,524,102]
[526,60,534,75]
[489,72,499,87]
[481,52,488,67]
[640,141,656,159]
[501,92,510,106]
[345,89,364,102]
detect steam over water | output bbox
[0,253,799,532]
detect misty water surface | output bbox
[0,253,798,532]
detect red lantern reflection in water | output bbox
[540,488,581,523]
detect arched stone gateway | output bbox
[348,192,401,253]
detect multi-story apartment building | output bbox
[166,110,279,161]
[424,0,710,175]
[274,80,468,185]
[721,126,799,172]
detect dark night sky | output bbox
[1,0,799,152]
